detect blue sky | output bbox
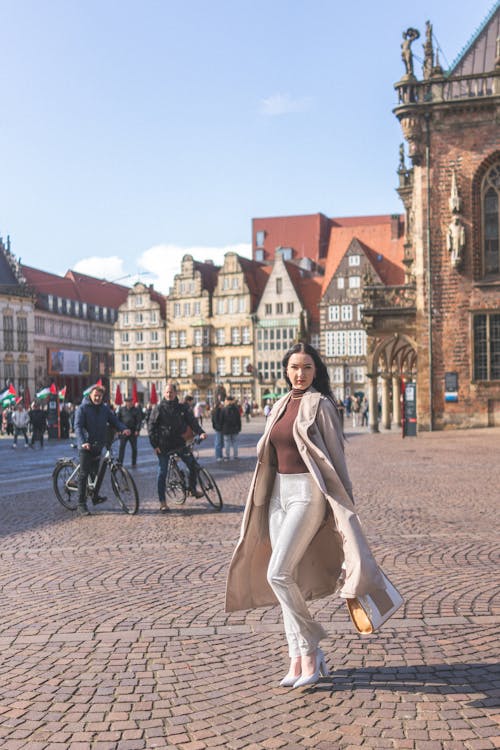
[0,0,495,292]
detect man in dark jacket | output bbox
[148,382,206,511]
[29,402,47,448]
[211,398,224,462]
[117,396,142,467]
[220,395,241,460]
[74,384,130,516]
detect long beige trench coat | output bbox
[225,388,386,613]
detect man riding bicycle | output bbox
[74,383,131,517]
[148,382,206,512]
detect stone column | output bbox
[392,375,402,427]
[368,375,379,433]
[381,376,391,430]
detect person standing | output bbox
[29,402,47,448]
[226,343,396,688]
[211,397,224,462]
[117,396,142,467]
[74,384,130,517]
[148,382,207,511]
[12,403,30,448]
[220,395,241,460]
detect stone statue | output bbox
[401,28,420,78]
[447,216,465,268]
[423,21,434,79]
[398,143,406,171]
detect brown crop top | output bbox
[269,389,308,474]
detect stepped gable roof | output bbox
[192,259,220,294]
[253,213,330,262]
[21,265,130,308]
[0,243,22,287]
[448,2,500,76]
[238,256,271,312]
[322,214,405,294]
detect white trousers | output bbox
[267,472,328,657]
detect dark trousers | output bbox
[78,449,101,509]
[156,447,198,504]
[31,428,45,447]
[118,433,138,465]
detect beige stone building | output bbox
[111,281,166,405]
[165,255,218,401]
[211,252,268,404]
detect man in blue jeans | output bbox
[147,382,206,511]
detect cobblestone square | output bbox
[0,421,498,749]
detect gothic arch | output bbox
[471,149,500,279]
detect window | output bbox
[349,276,361,289]
[151,352,159,370]
[173,303,181,318]
[203,327,210,346]
[136,332,144,343]
[82,302,87,317]
[328,305,340,322]
[232,277,239,289]
[287,302,294,314]
[242,326,250,344]
[341,305,353,321]
[473,313,500,380]
[122,353,130,371]
[121,332,129,344]
[223,277,231,290]
[216,328,225,345]
[276,303,283,314]
[203,356,210,374]
[122,311,129,324]
[179,330,187,347]
[35,316,45,334]
[256,230,265,246]
[135,295,143,306]
[17,317,28,352]
[193,328,203,346]
[349,255,361,266]
[347,330,366,356]
[150,311,158,324]
[352,366,365,383]
[170,359,178,377]
[183,302,190,317]
[216,357,226,376]
[255,249,264,262]
[357,304,364,321]
[47,295,54,311]
[135,312,143,324]
[169,331,178,348]
[483,163,500,274]
[265,303,272,315]
[228,297,236,314]
[231,357,241,376]
[325,330,346,357]
[310,333,320,351]
[194,301,201,316]
[136,353,144,371]
[194,355,203,374]
[216,298,225,315]
[3,316,14,350]
[179,359,187,377]
[276,277,282,294]
[231,327,241,345]
[337,277,345,289]
[150,331,159,343]
[332,366,343,383]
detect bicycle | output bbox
[53,438,139,515]
[165,437,223,510]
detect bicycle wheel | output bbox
[198,468,223,510]
[110,464,139,514]
[167,462,187,505]
[53,460,80,511]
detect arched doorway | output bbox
[366,334,417,432]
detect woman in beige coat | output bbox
[225,343,387,688]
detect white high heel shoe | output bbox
[293,648,329,688]
[279,673,301,687]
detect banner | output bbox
[48,349,91,375]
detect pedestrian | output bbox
[12,402,30,448]
[148,382,207,512]
[243,399,252,423]
[74,384,131,517]
[220,395,241,460]
[29,401,47,448]
[225,342,393,688]
[211,397,224,462]
[352,395,361,427]
[193,400,204,427]
[361,397,369,427]
[117,396,142,467]
[263,401,272,418]
[183,395,195,413]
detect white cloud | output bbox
[259,92,312,116]
[137,243,253,294]
[73,255,128,283]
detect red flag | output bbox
[24,387,31,408]
[150,383,158,404]
[114,384,123,406]
[50,383,57,394]
[132,381,138,404]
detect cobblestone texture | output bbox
[0,421,498,749]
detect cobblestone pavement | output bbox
[0,420,499,749]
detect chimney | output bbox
[390,214,401,240]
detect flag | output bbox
[50,383,57,395]
[36,386,52,399]
[59,386,67,401]
[150,382,158,404]
[83,378,103,398]
[0,384,16,401]
[114,384,123,406]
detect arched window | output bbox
[482,163,500,275]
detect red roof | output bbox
[253,213,330,263]
[21,265,130,308]
[321,215,405,293]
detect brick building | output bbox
[364,5,500,430]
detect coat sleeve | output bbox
[314,397,354,502]
[147,405,160,448]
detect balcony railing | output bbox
[362,284,416,311]
[395,70,499,107]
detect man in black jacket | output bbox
[148,382,206,511]
[29,402,47,448]
[220,395,241,461]
[117,396,142,467]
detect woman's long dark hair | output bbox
[282,342,332,396]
